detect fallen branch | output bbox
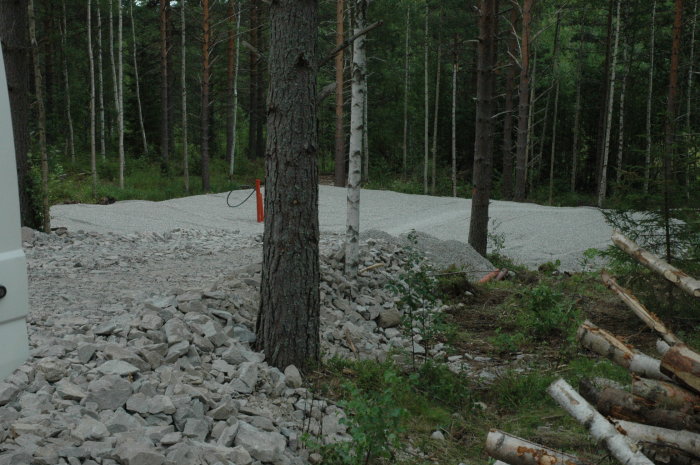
[359,263,385,275]
[612,231,700,299]
[632,377,700,412]
[661,344,700,395]
[577,320,670,381]
[547,378,655,465]
[485,430,594,465]
[601,271,682,346]
[614,419,700,458]
[639,443,700,465]
[320,21,384,66]
[579,379,700,433]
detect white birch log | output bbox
[614,419,700,458]
[661,344,700,394]
[577,320,670,381]
[485,429,593,465]
[547,378,654,465]
[658,340,671,356]
[612,231,700,299]
[632,376,700,411]
[601,271,682,346]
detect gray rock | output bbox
[86,375,132,410]
[114,443,165,465]
[140,313,164,331]
[72,417,109,441]
[148,395,175,415]
[229,446,253,465]
[183,418,210,441]
[208,399,238,420]
[234,421,286,463]
[0,383,20,406]
[232,326,256,343]
[160,432,182,445]
[230,362,258,394]
[77,344,97,364]
[216,421,239,447]
[35,357,66,382]
[97,360,140,377]
[56,380,87,401]
[430,430,445,440]
[164,340,190,362]
[162,318,191,345]
[378,308,402,328]
[126,393,150,414]
[283,365,302,388]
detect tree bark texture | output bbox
[248,0,262,159]
[130,0,147,155]
[334,0,346,187]
[644,0,656,194]
[577,320,670,381]
[160,0,169,170]
[601,271,683,346]
[227,0,242,178]
[88,0,97,197]
[255,0,320,371]
[547,378,656,465]
[402,9,410,176]
[485,430,593,465]
[226,0,236,173]
[60,0,75,162]
[612,231,700,298]
[501,6,517,200]
[632,377,700,412]
[571,24,583,193]
[0,0,40,228]
[468,0,496,257]
[97,2,105,160]
[614,419,700,458]
[423,1,429,194]
[513,0,532,201]
[117,0,124,188]
[181,0,189,192]
[201,0,211,191]
[345,0,368,278]
[451,56,457,198]
[615,39,628,189]
[661,344,700,395]
[430,39,441,194]
[547,13,561,205]
[580,379,700,433]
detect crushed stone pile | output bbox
[0,228,523,465]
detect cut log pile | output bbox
[485,232,700,465]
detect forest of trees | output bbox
[1,0,699,231]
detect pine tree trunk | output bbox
[363,75,369,182]
[248,0,260,159]
[130,0,147,155]
[644,1,656,194]
[423,1,429,194]
[97,3,106,160]
[597,0,620,208]
[181,0,189,193]
[88,0,97,197]
[28,0,50,233]
[501,7,517,200]
[571,28,583,193]
[468,0,496,256]
[615,41,628,190]
[201,0,211,192]
[547,12,561,205]
[334,0,346,187]
[226,0,235,173]
[160,0,169,171]
[345,0,368,278]
[452,54,458,197]
[513,0,532,201]
[255,0,320,371]
[109,0,118,150]
[402,9,410,177]
[431,40,442,194]
[60,0,75,163]
[686,0,697,195]
[595,0,615,188]
[227,0,241,178]
[117,0,124,188]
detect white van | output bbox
[0,46,30,380]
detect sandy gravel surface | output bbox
[51,186,613,270]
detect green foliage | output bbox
[489,370,557,411]
[414,360,472,409]
[517,284,581,342]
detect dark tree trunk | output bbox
[501,6,517,200]
[226,0,236,170]
[160,0,169,172]
[248,0,261,159]
[201,0,211,191]
[594,0,614,189]
[0,0,40,228]
[468,0,497,256]
[333,0,345,187]
[513,0,532,201]
[255,0,320,370]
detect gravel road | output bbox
[51,185,613,270]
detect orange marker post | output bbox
[255,179,264,223]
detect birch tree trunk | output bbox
[181,0,189,192]
[227,0,241,178]
[28,0,49,233]
[597,0,620,207]
[513,0,532,201]
[661,344,700,394]
[160,0,169,171]
[60,0,75,163]
[501,6,517,200]
[613,420,700,458]
[611,231,700,298]
[423,1,429,194]
[644,1,656,194]
[345,0,368,278]
[363,75,369,182]
[486,430,593,465]
[631,377,700,411]
[468,0,496,256]
[97,3,106,160]
[547,13,561,206]
[547,378,655,465]
[130,0,147,155]
[88,0,97,197]
[430,41,441,194]
[451,55,457,198]
[402,9,410,176]
[117,0,124,188]
[334,0,346,187]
